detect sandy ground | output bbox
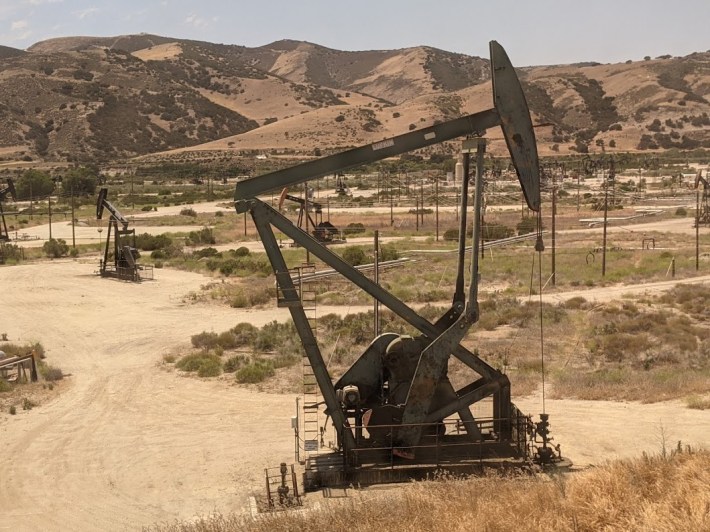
[1,258,710,530]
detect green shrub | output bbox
[224,354,248,373]
[141,205,154,211]
[186,227,215,245]
[235,246,250,256]
[197,357,222,377]
[191,331,219,349]
[176,352,221,375]
[9,405,16,415]
[0,380,11,393]
[342,246,368,266]
[42,238,69,258]
[343,222,365,235]
[41,365,64,381]
[380,244,399,262]
[180,207,198,217]
[235,359,275,383]
[22,397,36,410]
[675,207,687,216]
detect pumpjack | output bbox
[96,188,151,282]
[0,178,16,242]
[235,42,565,489]
[278,188,344,244]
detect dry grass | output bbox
[551,367,710,402]
[147,449,710,532]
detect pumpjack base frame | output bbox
[303,447,571,491]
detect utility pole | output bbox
[695,189,700,272]
[48,194,52,240]
[602,179,608,277]
[552,171,557,286]
[435,176,439,241]
[374,230,380,337]
[71,184,76,249]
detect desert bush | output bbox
[197,357,222,377]
[9,405,16,415]
[42,238,69,258]
[176,352,221,375]
[0,380,11,393]
[341,246,368,266]
[235,359,275,383]
[191,331,219,350]
[180,207,197,217]
[22,397,36,410]
[223,354,248,373]
[343,222,365,235]
[41,365,64,381]
[186,227,216,246]
[379,244,399,262]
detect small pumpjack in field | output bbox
[278,187,345,245]
[96,188,152,282]
[0,178,16,243]
[235,41,566,490]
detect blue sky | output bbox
[1,0,709,66]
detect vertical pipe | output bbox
[469,140,485,307]
[48,195,52,240]
[454,152,471,301]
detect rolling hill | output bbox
[0,33,706,163]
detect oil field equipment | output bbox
[96,188,152,282]
[235,42,565,490]
[0,178,16,242]
[278,188,345,244]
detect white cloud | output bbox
[27,0,64,5]
[74,7,98,20]
[11,19,28,31]
[184,14,208,29]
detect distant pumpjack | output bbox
[96,188,150,282]
[0,178,16,242]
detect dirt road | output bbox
[1,261,709,530]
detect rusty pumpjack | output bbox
[278,188,344,244]
[235,42,564,489]
[0,178,16,242]
[96,188,145,282]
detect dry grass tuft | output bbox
[147,449,710,532]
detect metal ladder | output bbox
[276,263,320,454]
[297,263,320,453]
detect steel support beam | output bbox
[235,110,499,203]
[250,205,356,451]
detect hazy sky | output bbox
[1,0,708,66]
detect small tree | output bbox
[62,166,98,196]
[16,169,54,200]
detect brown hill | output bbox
[1,34,708,163]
